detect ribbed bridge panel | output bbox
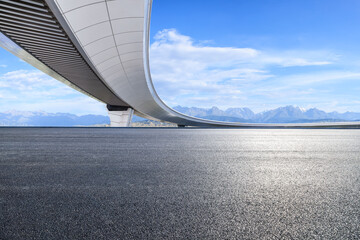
[0,0,128,106]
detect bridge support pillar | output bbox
[107,105,133,127]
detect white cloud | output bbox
[259,49,336,67]
[150,29,337,109]
[282,71,360,86]
[0,69,106,115]
[0,70,78,95]
[261,57,331,67]
[0,97,107,116]
[0,64,7,68]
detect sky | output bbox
[1,0,360,115]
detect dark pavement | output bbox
[1,128,360,239]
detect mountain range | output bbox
[173,105,360,123]
[1,106,360,126]
[0,111,110,126]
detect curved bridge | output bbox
[1,0,359,128]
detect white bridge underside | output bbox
[1,0,360,128]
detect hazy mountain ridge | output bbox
[0,111,109,126]
[1,105,360,126]
[173,105,360,123]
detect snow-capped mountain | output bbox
[173,105,360,123]
[173,106,255,119]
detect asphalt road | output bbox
[1,128,360,239]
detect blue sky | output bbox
[1,0,360,115]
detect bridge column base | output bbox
[107,105,133,127]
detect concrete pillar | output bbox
[107,105,134,127]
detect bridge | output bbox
[1,0,359,128]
